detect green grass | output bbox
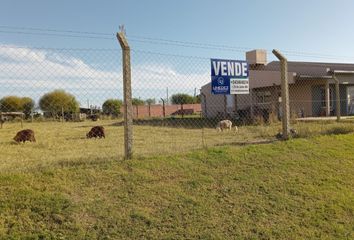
[1,119,353,172]
[0,120,354,238]
[0,119,281,171]
[0,121,354,239]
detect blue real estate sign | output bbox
[211,59,249,95]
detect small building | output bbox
[79,107,101,121]
[0,112,25,128]
[201,49,354,120]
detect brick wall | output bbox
[132,104,201,118]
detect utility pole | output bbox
[166,87,169,105]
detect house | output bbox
[79,107,102,121]
[201,49,354,120]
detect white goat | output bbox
[216,120,238,132]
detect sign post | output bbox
[211,59,249,95]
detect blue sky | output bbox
[0,0,354,106]
[1,0,354,59]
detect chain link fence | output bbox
[1,38,354,167]
[0,45,124,170]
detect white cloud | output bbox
[132,63,209,90]
[0,44,120,89]
[0,44,210,104]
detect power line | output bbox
[125,37,354,60]
[127,35,251,51]
[0,25,114,36]
[0,25,354,60]
[0,45,119,51]
[128,38,248,53]
[131,49,210,60]
[0,30,114,40]
[128,37,354,60]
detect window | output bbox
[320,87,334,108]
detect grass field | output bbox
[0,119,354,238]
[1,118,354,172]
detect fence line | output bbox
[0,33,353,162]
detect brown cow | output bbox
[87,126,105,139]
[13,129,36,143]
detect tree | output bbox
[21,97,35,119]
[132,98,145,106]
[39,90,79,118]
[145,98,156,105]
[0,96,23,112]
[171,93,196,118]
[171,93,195,105]
[194,94,201,104]
[102,99,123,117]
[0,96,35,119]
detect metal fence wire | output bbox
[0,37,354,166]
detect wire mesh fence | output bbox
[1,40,354,168]
[0,45,124,170]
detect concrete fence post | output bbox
[201,93,207,118]
[161,98,166,118]
[272,49,290,140]
[250,88,254,122]
[117,30,133,159]
[325,81,331,116]
[224,95,227,119]
[61,106,64,123]
[333,74,341,122]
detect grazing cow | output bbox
[87,126,105,139]
[216,120,238,132]
[13,129,36,143]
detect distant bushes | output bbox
[102,99,122,117]
[39,90,79,119]
[0,96,35,119]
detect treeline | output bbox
[0,91,201,119]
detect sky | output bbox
[1,0,354,107]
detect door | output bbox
[348,86,354,115]
[312,86,335,116]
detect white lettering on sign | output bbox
[221,61,227,75]
[211,58,249,95]
[212,60,248,77]
[227,62,234,75]
[212,61,220,77]
[242,62,248,76]
[235,62,241,76]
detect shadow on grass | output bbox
[111,118,221,129]
[65,137,87,140]
[213,139,278,147]
[295,123,354,138]
[323,126,354,135]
